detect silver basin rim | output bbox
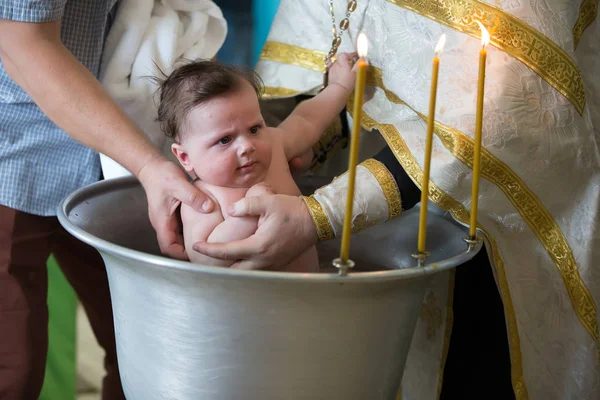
[57,177,482,283]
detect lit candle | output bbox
[469,22,490,238]
[417,34,446,255]
[340,32,368,263]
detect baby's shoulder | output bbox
[180,180,221,216]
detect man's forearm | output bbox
[0,20,161,177]
[303,146,420,241]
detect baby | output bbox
[156,56,356,271]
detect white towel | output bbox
[99,0,227,179]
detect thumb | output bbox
[228,196,268,217]
[177,181,214,213]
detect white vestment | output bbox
[99,0,227,179]
[257,1,600,398]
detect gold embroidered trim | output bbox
[386,0,586,115]
[431,121,600,351]
[360,158,403,218]
[359,112,529,400]
[437,269,455,399]
[262,86,301,99]
[362,64,600,350]
[259,18,586,113]
[573,0,599,49]
[301,195,335,241]
[260,41,326,72]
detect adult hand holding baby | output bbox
[137,155,214,260]
[193,194,318,270]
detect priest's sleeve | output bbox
[301,145,421,241]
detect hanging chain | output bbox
[322,0,357,88]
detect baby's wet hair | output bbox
[153,59,264,141]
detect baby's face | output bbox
[172,81,272,188]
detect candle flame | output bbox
[357,32,368,58]
[434,34,446,55]
[476,21,490,48]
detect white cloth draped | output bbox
[99,0,227,179]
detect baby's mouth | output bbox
[238,161,256,172]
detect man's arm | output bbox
[0,19,155,176]
[0,19,213,259]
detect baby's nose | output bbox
[238,139,255,155]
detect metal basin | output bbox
[58,176,480,400]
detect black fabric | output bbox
[440,246,515,400]
[372,145,514,399]
[373,145,421,210]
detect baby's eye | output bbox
[218,136,232,145]
[250,125,260,134]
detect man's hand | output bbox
[192,194,318,270]
[137,156,214,260]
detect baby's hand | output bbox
[327,52,358,92]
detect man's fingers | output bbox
[176,181,214,213]
[155,223,188,260]
[163,242,188,260]
[228,196,269,217]
[192,236,264,261]
[153,210,188,260]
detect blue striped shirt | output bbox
[0,0,118,216]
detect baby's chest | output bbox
[209,188,247,218]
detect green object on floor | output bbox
[39,255,77,400]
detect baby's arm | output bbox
[183,182,250,267]
[204,184,274,265]
[182,202,231,267]
[279,52,357,160]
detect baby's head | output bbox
[156,60,271,188]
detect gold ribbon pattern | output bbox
[573,0,599,49]
[260,41,325,73]
[301,195,335,241]
[360,158,403,218]
[385,0,586,115]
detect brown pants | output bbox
[0,205,125,400]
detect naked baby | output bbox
[156,57,356,271]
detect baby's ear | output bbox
[171,143,194,173]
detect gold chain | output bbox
[322,0,357,88]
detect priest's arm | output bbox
[303,145,420,241]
